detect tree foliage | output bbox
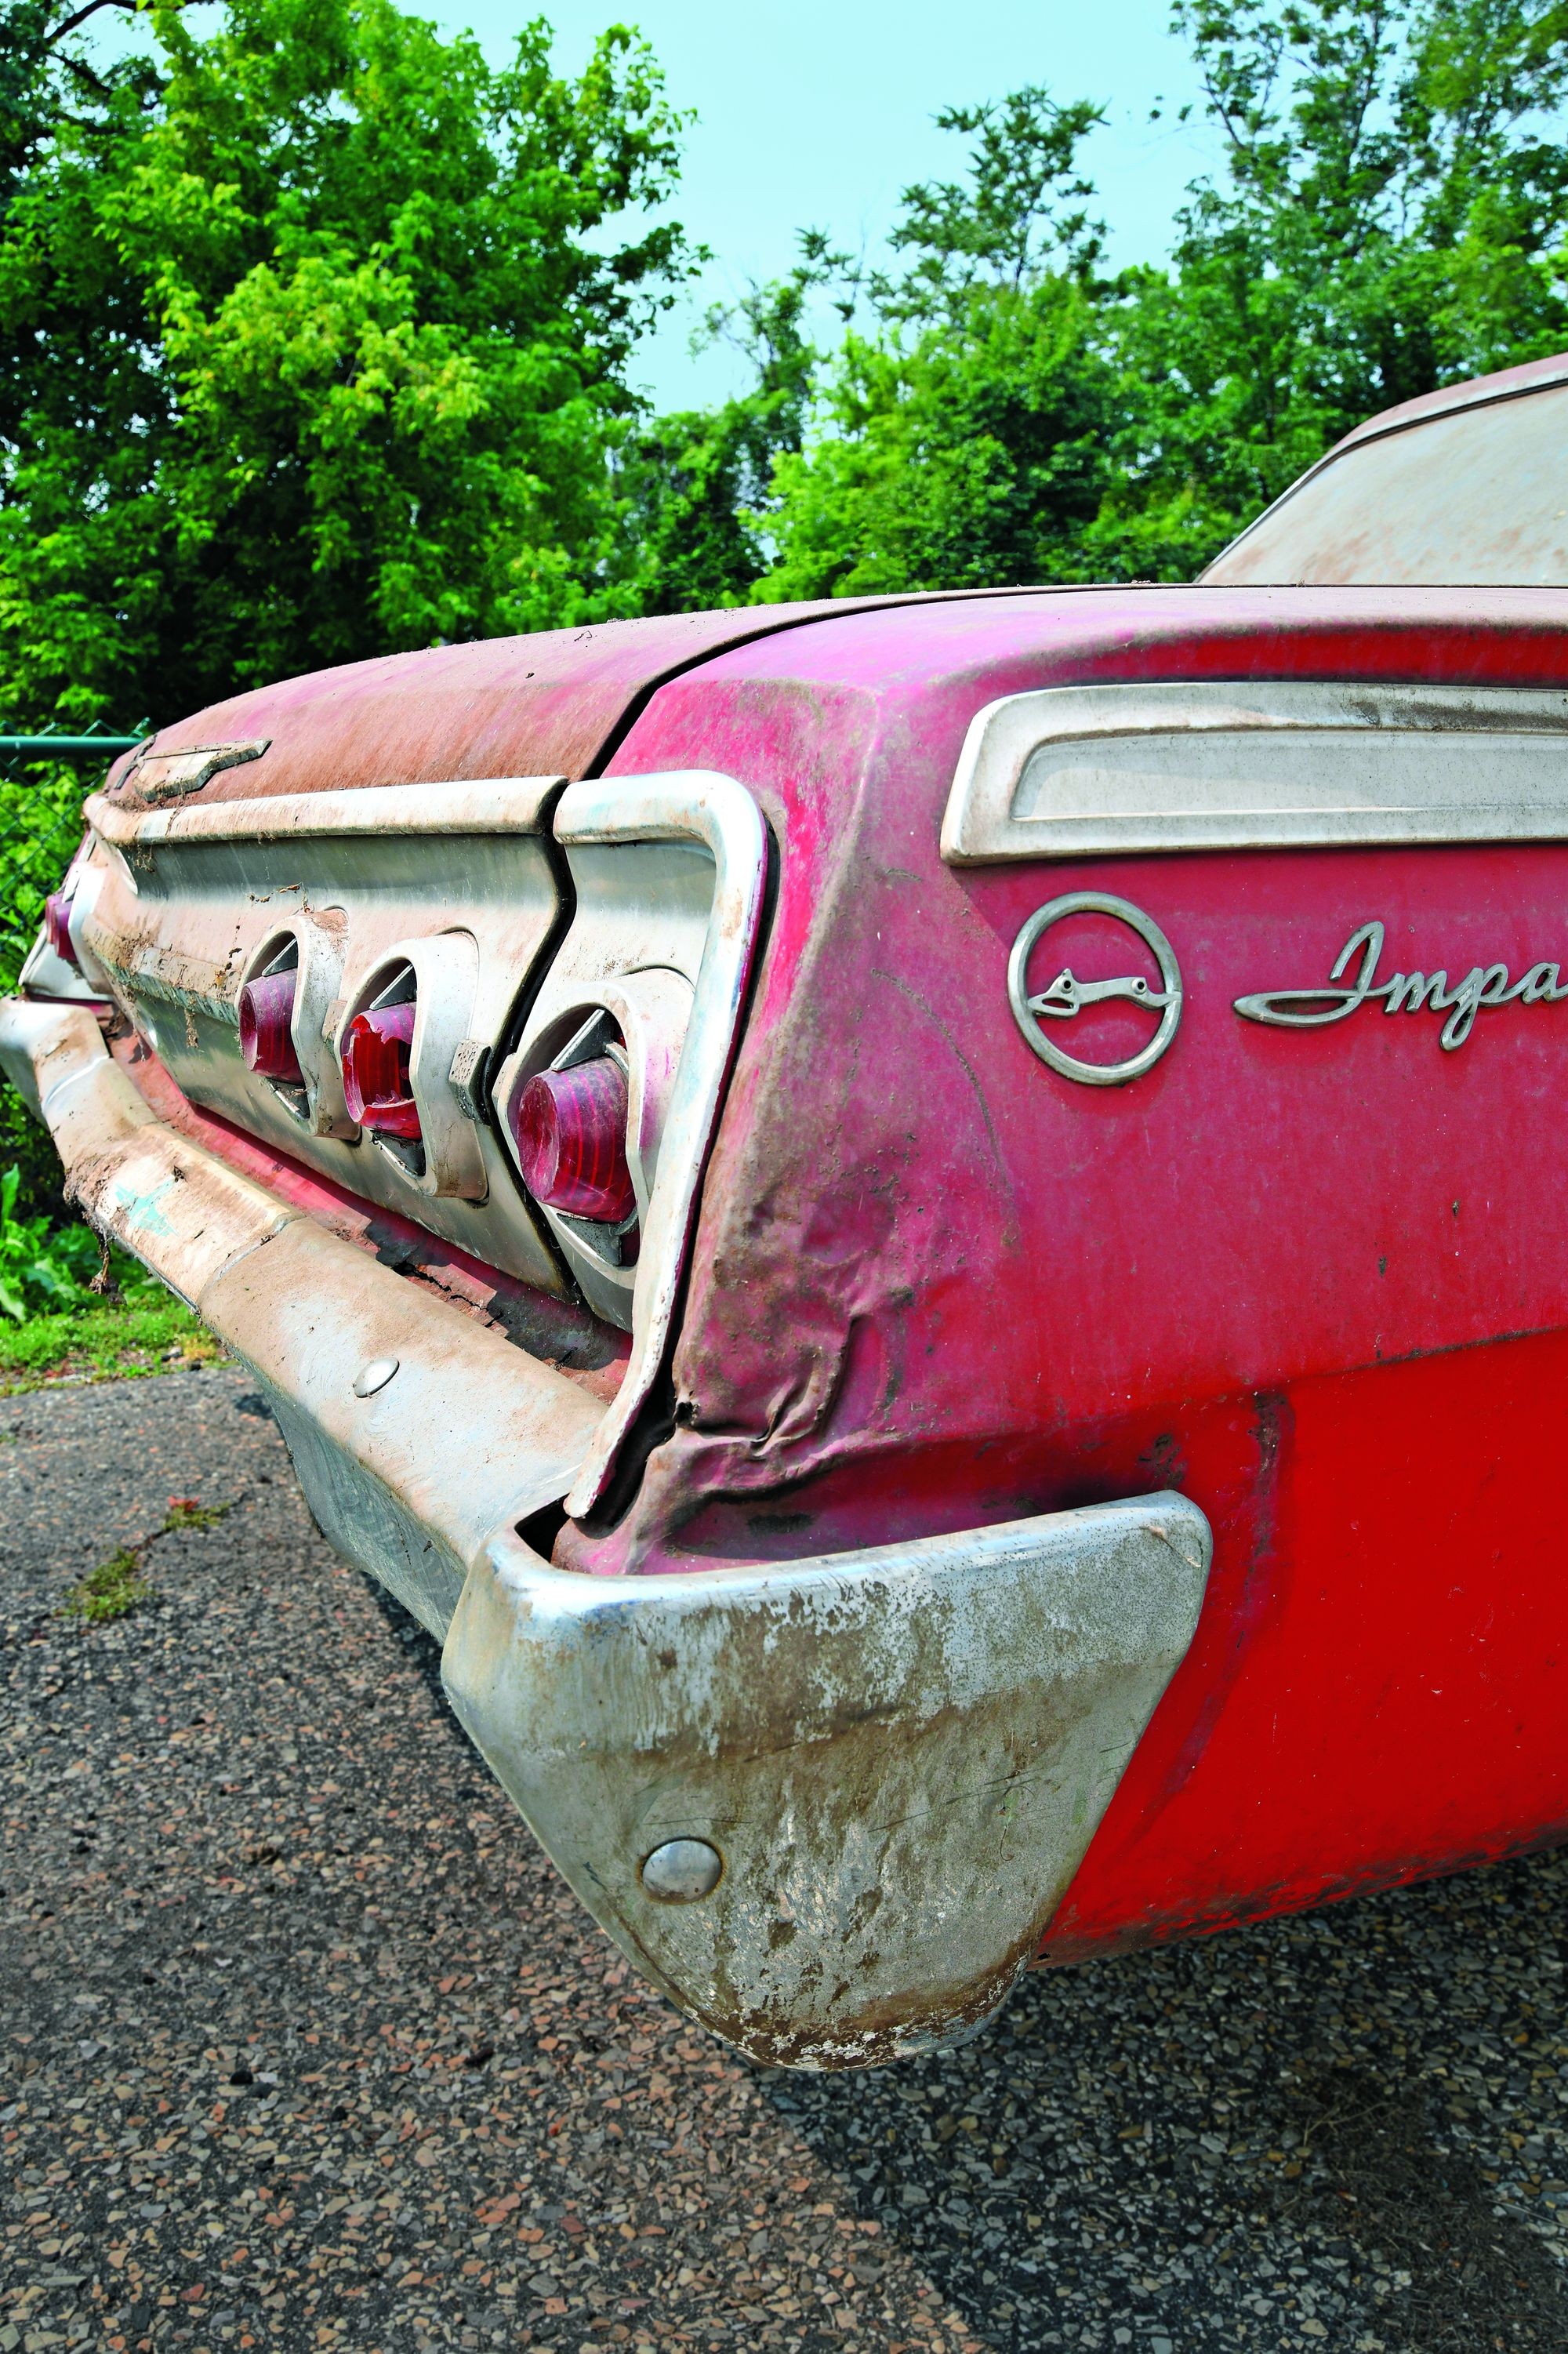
[620,253,830,612]
[752,93,1120,601]
[6,0,1568,696]
[0,0,694,732]
[728,0,1568,594]
[1097,0,1568,571]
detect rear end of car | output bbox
[13,378,1568,2065]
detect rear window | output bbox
[1202,383,1568,587]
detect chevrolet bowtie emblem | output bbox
[1009,893,1183,1086]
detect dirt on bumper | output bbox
[1,994,1212,2069]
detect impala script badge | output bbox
[1009,892,1183,1086]
[1235,921,1568,1052]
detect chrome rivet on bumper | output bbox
[352,1356,399,1399]
[641,1837,723,1903]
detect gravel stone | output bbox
[3,1368,1568,2352]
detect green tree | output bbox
[622,246,836,612]
[0,0,695,736]
[754,90,1127,600]
[760,274,1120,599]
[1091,0,1568,572]
[737,2,1568,596]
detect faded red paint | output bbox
[551,582,1568,1956]
[103,592,1021,809]
[91,576,1568,1972]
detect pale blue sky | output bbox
[453,1,1225,408]
[92,2,1226,410]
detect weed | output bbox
[61,1546,153,1624]
[58,1495,231,1625]
[0,1165,166,1322]
[162,1496,231,1533]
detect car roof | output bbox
[1327,348,1568,456]
[1201,351,1568,587]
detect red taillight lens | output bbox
[238,969,303,1084]
[342,1000,420,1137]
[515,1057,635,1222]
[44,892,80,972]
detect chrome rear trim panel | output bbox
[942,681,1568,862]
[74,776,570,1291]
[46,767,769,1527]
[88,773,565,845]
[537,773,768,1517]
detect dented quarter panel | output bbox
[584,583,1568,1956]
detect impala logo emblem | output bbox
[1008,892,1183,1085]
[1235,920,1568,1052]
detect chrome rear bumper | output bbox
[0,997,599,1633]
[1,995,1212,2067]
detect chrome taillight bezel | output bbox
[61,767,768,1519]
[491,773,768,1516]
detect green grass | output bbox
[162,1495,232,1533]
[61,1546,154,1624]
[0,1297,225,1393]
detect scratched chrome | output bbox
[442,1491,1214,2071]
[489,771,768,1519]
[73,775,568,1292]
[941,681,1568,863]
[16,836,112,1004]
[1236,921,1568,1052]
[0,997,601,1637]
[61,766,764,1528]
[120,737,271,805]
[1008,893,1182,1087]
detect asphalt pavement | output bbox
[4,1367,1568,2354]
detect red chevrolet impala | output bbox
[8,350,1568,2069]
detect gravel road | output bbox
[5,1368,1568,2354]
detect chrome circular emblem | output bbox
[1007,892,1183,1086]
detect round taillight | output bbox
[515,1057,635,1222]
[238,968,303,1084]
[342,999,420,1137]
[44,892,80,972]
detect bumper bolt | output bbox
[641,1837,723,1903]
